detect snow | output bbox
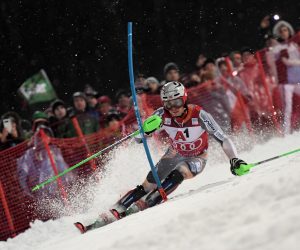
[1,133,300,250]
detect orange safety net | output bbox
[0,125,129,240]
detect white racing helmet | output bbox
[160,81,187,103]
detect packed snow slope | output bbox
[1,132,300,250]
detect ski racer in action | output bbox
[75,81,247,233]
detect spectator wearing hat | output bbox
[103,111,124,144]
[145,77,161,95]
[72,92,99,135]
[49,99,73,138]
[84,87,100,120]
[52,100,67,120]
[98,95,115,128]
[29,111,55,145]
[161,62,180,85]
[135,73,148,94]
[115,89,131,119]
[73,92,88,113]
[201,58,217,82]
[32,111,50,132]
[18,118,75,199]
[0,112,25,151]
[86,91,99,109]
[272,21,300,133]
[272,21,299,87]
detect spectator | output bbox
[258,15,279,48]
[161,62,180,85]
[32,111,49,132]
[195,54,207,69]
[229,51,243,72]
[17,123,75,199]
[216,59,251,132]
[272,20,300,133]
[180,73,201,88]
[186,54,207,87]
[265,34,279,48]
[73,92,87,112]
[52,99,67,120]
[30,111,51,145]
[273,21,300,84]
[44,107,54,121]
[98,95,114,128]
[84,86,100,120]
[49,99,74,138]
[217,59,250,99]
[0,112,25,151]
[145,77,161,94]
[264,34,280,85]
[135,73,147,94]
[104,111,124,141]
[193,81,232,132]
[239,47,258,93]
[115,89,131,119]
[201,58,217,82]
[72,92,99,135]
[239,47,271,129]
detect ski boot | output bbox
[110,185,147,218]
[74,211,118,234]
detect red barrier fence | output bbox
[1,32,300,241]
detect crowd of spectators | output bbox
[1,19,300,153]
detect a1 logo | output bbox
[174,128,189,141]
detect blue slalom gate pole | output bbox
[127,22,167,201]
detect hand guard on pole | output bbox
[230,158,248,176]
[143,115,162,135]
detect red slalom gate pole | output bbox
[0,180,16,238]
[40,129,69,206]
[255,51,282,134]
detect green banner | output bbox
[18,69,57,105]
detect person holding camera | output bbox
[0,112,25,151]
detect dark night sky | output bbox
[1,0,300,116]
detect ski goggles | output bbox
[163,98,184,110]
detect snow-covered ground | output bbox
[1,133,300,250]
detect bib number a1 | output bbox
[174,128,190,141]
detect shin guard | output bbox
[145,169,184,207]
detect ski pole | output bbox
[127,22,167,201]
[32,115,162,191]
[234,147,300,176]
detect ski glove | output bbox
[230,158,247,176]
[143,115,162,135]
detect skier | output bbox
[75,81,247,233]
